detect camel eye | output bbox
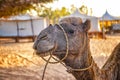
[71,23,77,26]
[68,29,74,34]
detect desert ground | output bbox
[0,35,120,80]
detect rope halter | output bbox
[40,24,69,64]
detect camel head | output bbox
[33,17,91,60]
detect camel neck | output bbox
[63,45,96,80]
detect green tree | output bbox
[70,4,76,13]
[60,7,70,17]
[0,0,53,17]
[40,7,70,24]
[79,5,88,15]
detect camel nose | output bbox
[33,44,37,50]
[33,41,37,50]
[33,33,48,50]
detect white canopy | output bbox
[60,9,93,22]
[100,11,120,21]
[0,14,40,21]
[0,14,47,37]
[60,9,101,32]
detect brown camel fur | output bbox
[33,17,120,80]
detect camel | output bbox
[33,17,120,80]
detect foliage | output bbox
[0,0,53,17]
[79,5,88,15]
[39,7,70,24]
[0,0,92,24]
[37,4,90,24]
[38,4,91,24]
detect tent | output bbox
[99,11,120,21]
[0,14,47,42]
[99,11,120,32]
[60,9,101,33]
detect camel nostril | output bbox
[40,35,48,40]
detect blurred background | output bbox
[0,0,120,80]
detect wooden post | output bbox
[102,21,106,39]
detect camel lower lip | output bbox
[35,47,55,57]
[38,52,50,57]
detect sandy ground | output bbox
[0,36,120,80]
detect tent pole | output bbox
[16,21,19,42]
[30,19,35,42]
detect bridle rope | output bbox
[39,24,93,80]
[40,24,69,64]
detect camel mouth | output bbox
[35,46,56,57]
[36,52,50,57]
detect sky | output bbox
[47,0,120,17]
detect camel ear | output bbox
[49,24,54,29]
[49,24,53,27]
[83,20,91,32]
[54,24,60,28]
